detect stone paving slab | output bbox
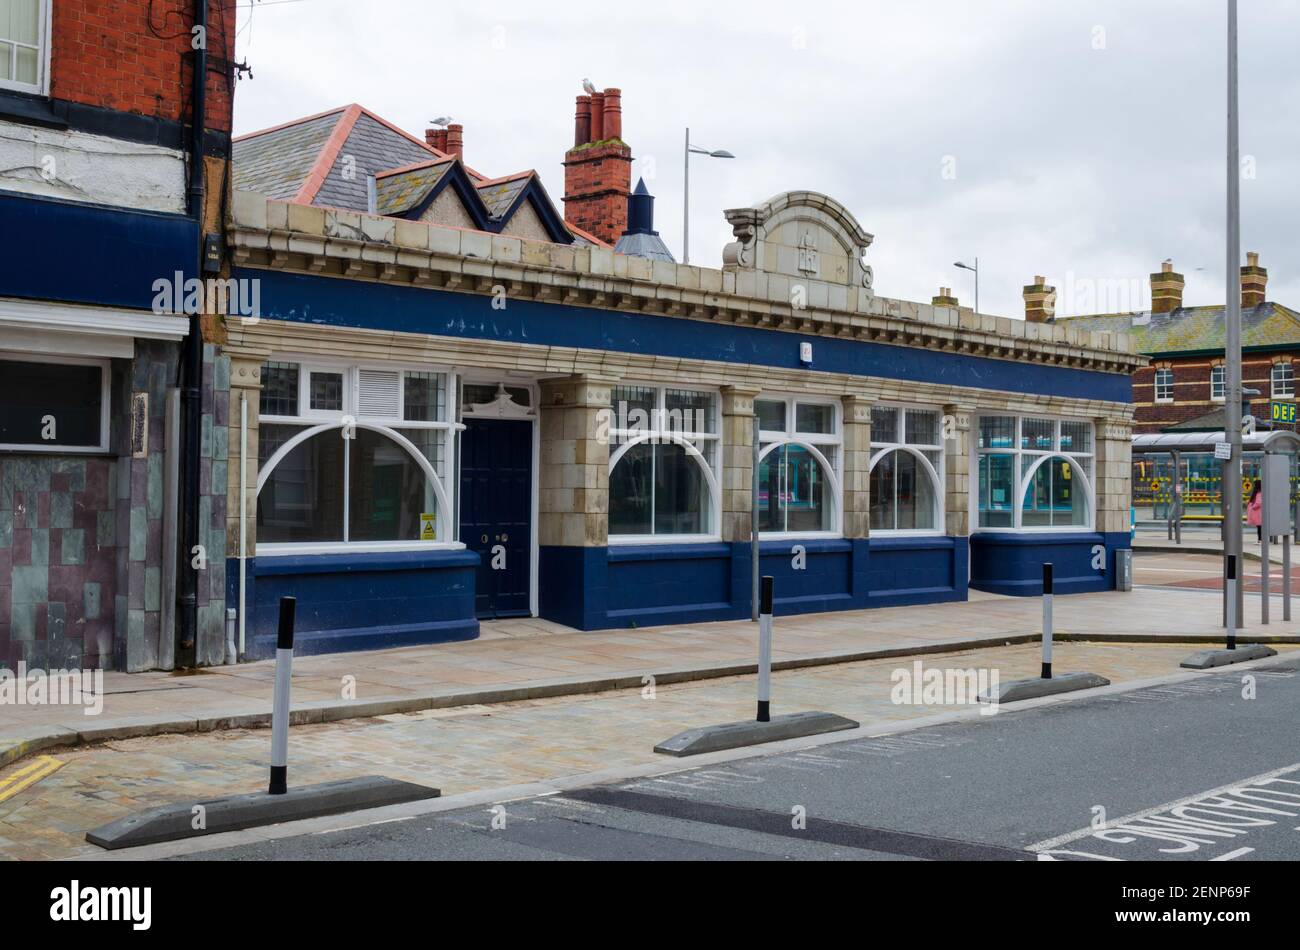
[2,582,1296,771]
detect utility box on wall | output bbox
[1263,454,1292,535]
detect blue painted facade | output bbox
[234,267,1132,404]
[0,192,198,310]
[231,550,480,659]
[537,536,969,630]
[969,531,1129,596]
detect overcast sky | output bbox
[232,0,1300,319]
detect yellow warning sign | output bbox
[420,512,437,541]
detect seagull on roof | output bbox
[430,116,453,127]
[582,78,597,95]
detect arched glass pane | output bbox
[1022,456,1088,527]
[654,442,708,534]
[872,450,936,531]
[783,444,832,531]
[348,429,433,541]
[258,430,345,543]
[609,443,653,535]
[758,447,782,532]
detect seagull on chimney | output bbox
[582,78,597,95]
[430,116,453,127]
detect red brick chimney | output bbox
[1242,251,1268,309]
[564,86,632,245]
[424,124,463,158]
[425,127,448,152]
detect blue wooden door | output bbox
[459,418,532,618]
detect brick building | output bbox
[0,1,238,671]
[1055,255,1300,435]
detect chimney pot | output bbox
[574,95,592,146]
[590,91,605,142]
[603,88,622,140]
[445,123,463,158]
[425,127,448,152]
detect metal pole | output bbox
[239,391,247,658]
[1284,530,1292,622]
[974,256,980,316]
[269,596,295,795]
[1225,554,1238,650]
[1262,477,1271,624]
[751,415,760,622]
[682,127,690,265]
[757,575,773,722]
[1224,0,1245,631]
[1041,562,1053,679]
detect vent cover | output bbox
[357,369,401,418]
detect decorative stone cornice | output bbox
[228,191,1147,377]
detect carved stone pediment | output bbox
[722,190,874,293]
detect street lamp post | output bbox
[954,258,980,315]
[1224,0,1244,629]
[683,128,734,265]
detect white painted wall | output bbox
[0,121,187,213]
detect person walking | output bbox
[1247,479,1263,541]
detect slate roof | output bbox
[1056,303,1300,355]
[233,104,593,245]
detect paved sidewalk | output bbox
[3,582,1297,768]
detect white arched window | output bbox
[976,415,1093,531]
[869,406,943,533]
[256,360,461,552]
[756,397,841,536]
[608,385,720,541]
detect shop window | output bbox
[0,354,108,452]
[756,396,840,536]
[608,384,719,540]
[256,360,457,552]
[870,406,943,532]
[976,415,1093,531]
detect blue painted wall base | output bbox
[228,550,480,659]
[969,532,1130,596]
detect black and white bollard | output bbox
[1225,554,1238,651]
[269,596,295,796]
[757,575,773,723]
[1040,562,1053,680]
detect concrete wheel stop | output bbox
[85,775,440,850]
[654,711,859,757]
[978,671,1111,705]
[1180,644,1277,670]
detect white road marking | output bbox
[1211,847,1255,861]
[1029,762,1300,852]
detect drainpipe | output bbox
[177,0,209,668]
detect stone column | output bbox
[720,385,761,542]
[943,404,975,536]
[539,375,613,548]
[224,353,267,559]
[1093,416,1134,536]
[841,394,873,538]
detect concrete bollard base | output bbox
[654,711,859,757]
[86,775,439,850]
[978,671,1111,705]
[1180,644,1278,670]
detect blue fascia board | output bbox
[254,548,480,576]
[234,267,1133,403]
[0,191,198,311]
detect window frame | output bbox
[1211,365,1226,403]
[255,357,463,555]
[0,0,51,95]
[607,382,722,545]
[868,403,945,536]
[755,394,843,539]
[1154,367,1175,404]
[1272,361,1295,400]
[0,351,111,454]
[972,414,1095,533]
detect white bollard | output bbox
[1041,563,1054,680]
[757,575,773,722]
[1225,554,1238,651]
[269,596,296,795]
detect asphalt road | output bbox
[184,661,1300,861]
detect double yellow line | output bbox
[0,756,64,804]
